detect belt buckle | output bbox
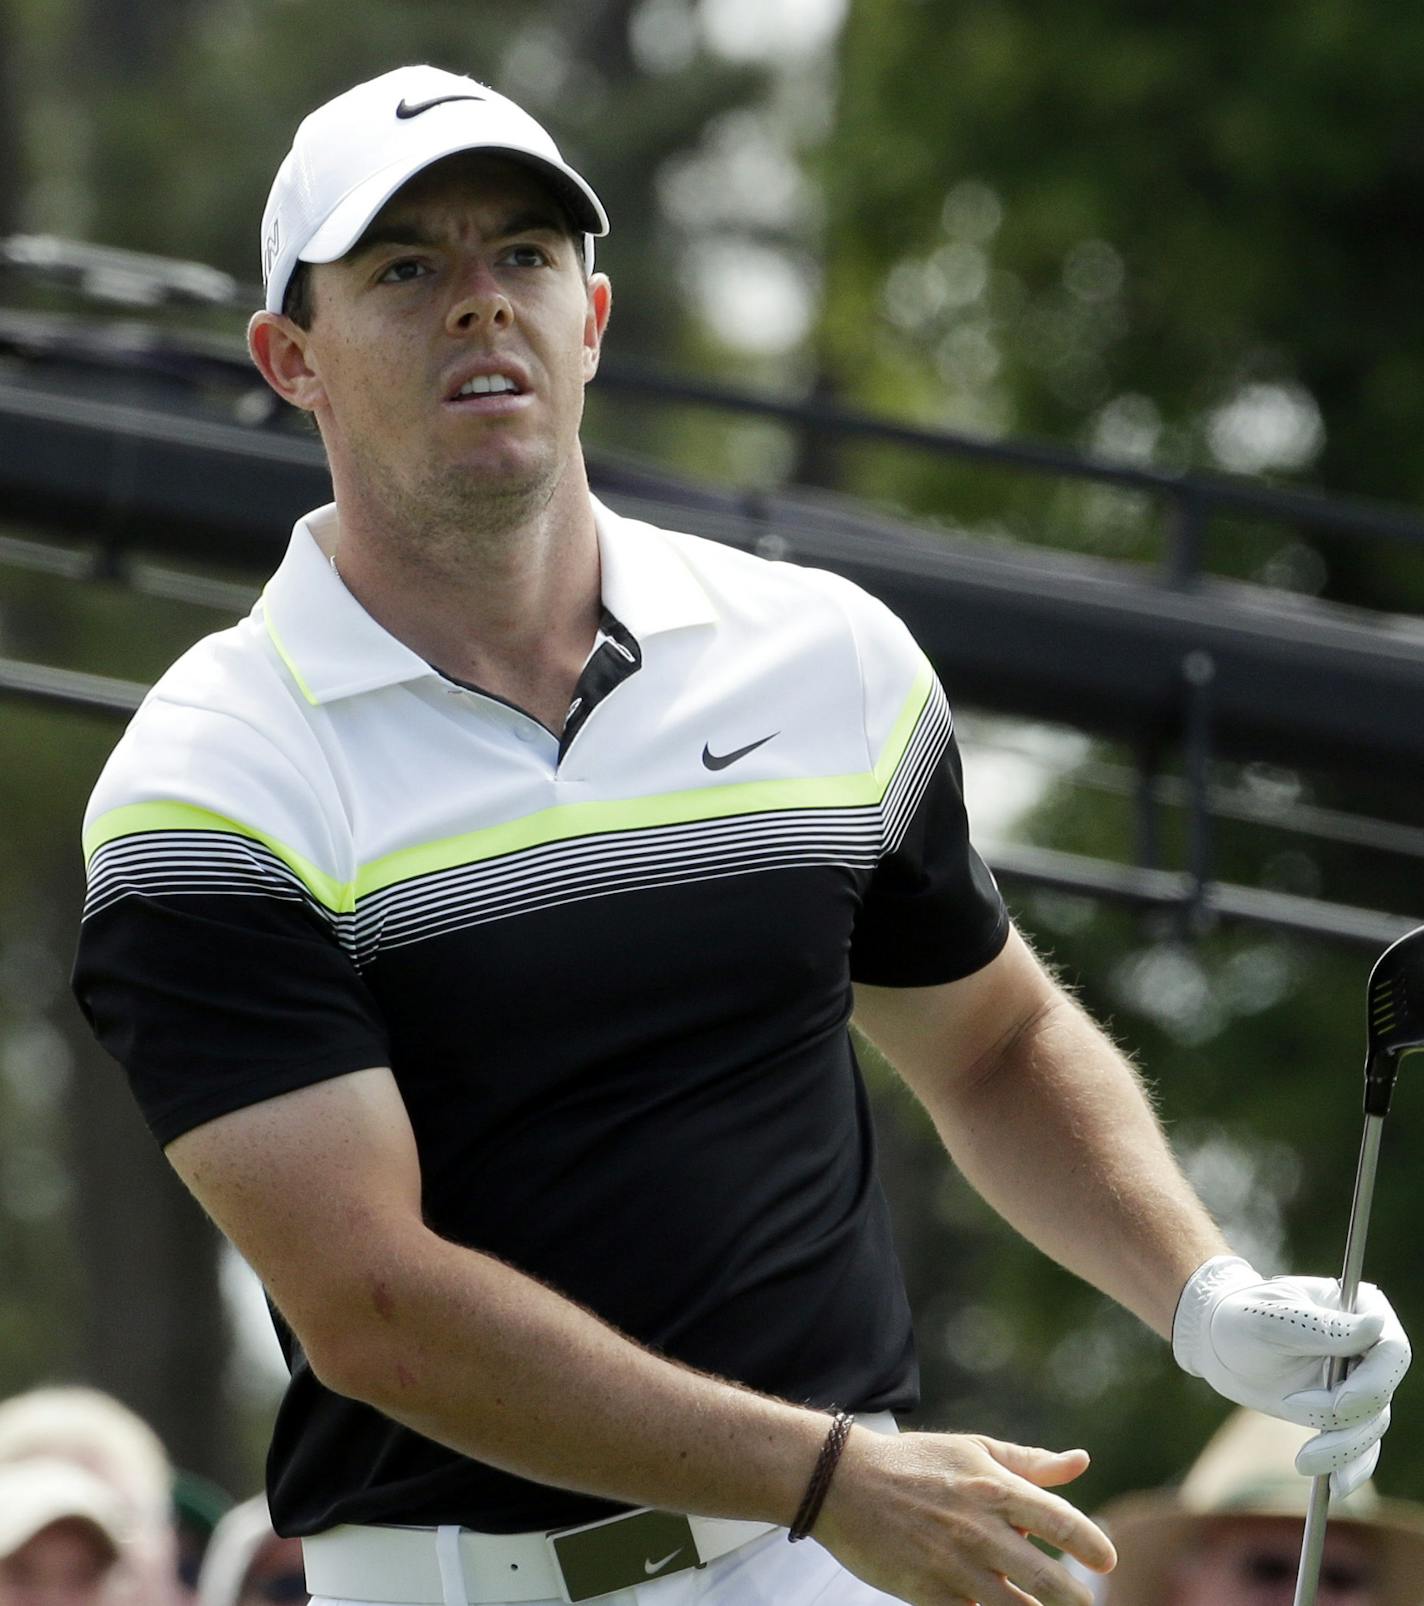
[547,1509,700,1603]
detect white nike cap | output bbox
[259,65,609,314]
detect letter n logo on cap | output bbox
[263,219,282,283]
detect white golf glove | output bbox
[1173,1255,1411,1497]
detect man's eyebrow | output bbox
[345,223,443,262]
[347,210,570,263]
[490,209,570,241]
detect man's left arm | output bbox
[853,923,1411,1494]
[854,923,1223,1337]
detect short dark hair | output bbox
[282,262,316,329]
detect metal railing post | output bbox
[1182,649,1218,932]
[1166,487,1210,588]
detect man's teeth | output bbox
[456,375,519,397]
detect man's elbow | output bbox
[275,1258,431,1409]
[306,1322,425,1411]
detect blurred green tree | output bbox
[0,1,21,231]
[812,1,1424,609]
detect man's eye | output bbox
[506,245,549,268]
[379,259,428,284]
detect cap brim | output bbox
[299,141,607,270]
[0,1466,127,1562]
[1098,1492,1424,1602]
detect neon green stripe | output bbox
[83,802,353,913]
[260,588,321,707]
[353,662,937,896]
[354,773,874,896]
[82,665,937,907]
[872,656,934,790]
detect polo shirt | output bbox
[73,496,1009,1537]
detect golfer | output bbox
[72,65,1410,1606]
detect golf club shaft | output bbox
[1292,1114,1384,1606]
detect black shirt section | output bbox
[267,865,916,1533]
[560,608,641,757]
[73,875,390,1145]
[851,734,1009,985]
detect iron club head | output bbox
[1364,924,1424,1115]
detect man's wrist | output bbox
[1171,1254,1257,1375]
[789,1410,856,1540]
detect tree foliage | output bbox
[814,1,1424,610]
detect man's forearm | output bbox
[317,1223,830,1523]
[925,992,1227,1336]
[312,1231,1122,1602]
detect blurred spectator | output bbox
[1091,1408,1424,1604]
[0,1455,130,1605]
[172,1470,235,1603]
[0,1387,180,1604]
[195,1497,306,1606]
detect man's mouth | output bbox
[452,374,522,399]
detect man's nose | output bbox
[447,261,512,333]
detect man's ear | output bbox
[248,311,325,414]
[582,274,612,382]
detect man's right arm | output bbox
[167,1065,1115,1606]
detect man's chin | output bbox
[426,456,560,523]
[445,434,551,481]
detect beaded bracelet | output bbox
[788,1409,856,1541]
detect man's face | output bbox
[0,1519,118,1606]
[288,151,609,532]
[1168,1517,1378,1605]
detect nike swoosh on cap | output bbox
[395,94,486,119]
[701,732,778,771]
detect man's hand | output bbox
[1173,1255,1412,1496]
[814,1429,1116,1606]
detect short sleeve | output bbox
[72,693,390,1147]
[810,572,1008,987]
[849,702,1009,985]
[74,851,390,1146]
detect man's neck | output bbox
[322,468,604,734]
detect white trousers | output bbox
[309,1527,909,1605]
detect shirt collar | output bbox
[260,497,716,707]
[591,495,717,639]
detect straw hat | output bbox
[0,1455,129,1561]
[1097,1410,1424,1602]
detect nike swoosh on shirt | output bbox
[644,1548,684,1576]
[701,732,779,771]
[395,94,486,119]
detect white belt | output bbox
[303,1412,898,1605]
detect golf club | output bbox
[1293,923,1424,1606]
